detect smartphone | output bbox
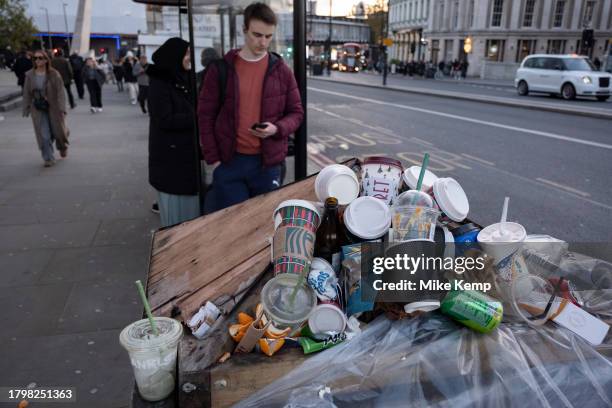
[251,123,267,130]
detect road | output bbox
[318,71,612,111]
[306,80,612,242]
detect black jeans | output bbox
[116,79,124,92]
[74,72,84,99]
[64,83,75,108]
[86,80,102,108]
[138,85,149,113]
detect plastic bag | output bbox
[235,314,612,407]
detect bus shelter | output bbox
[132,0,308,212]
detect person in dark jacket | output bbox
[196,47,220,92]
[82,57,106,113]
[147,37,199,227]
[123,52,138,104]
[13,51,33,89]
[198,2,304,213]
[69,52,85,99]
[113,58,125,91]
[51,49,75,109]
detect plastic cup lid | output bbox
[273,199,321,228]
[344,196,391,240]
[310,257,336,277]
[402,166,439,191]
[326,173,360,205]
[478,222,527,243]
[261,274,318,326]
[403,301,440,314]
[119,317,183,352]
[308,304,347,334]
[432,178,469,222]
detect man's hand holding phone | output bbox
[249,122,277,139]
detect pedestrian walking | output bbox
[13,50,33,90]
[147,37,199,227]
[82,57,105,113]
[133,55,150,114]
[123,52,138,104]
[69,52,85,99]
[51,49,76,109]
[22,50,70,167]
[113,58,125,91]
[199,2,304,213]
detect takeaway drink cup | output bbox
[272,200,321,275]
[119,317,183,402]
[361,156,403,205]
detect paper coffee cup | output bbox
[344,196,392,241]
[273,199,321,233]
[315,164,360,205]
[361,156,403,205]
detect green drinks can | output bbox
[440,290,503,334]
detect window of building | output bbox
[453,1,459,28]
[516,39,536,62]
[546,39,566,54]
[553,0,565,27]
[468,0,475,27]
[444,39,454,61]
[583,0,596,27]
[491,0,504,27]
[522,0,536,27]
[485,39,505,61]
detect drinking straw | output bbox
[135,280,159,336]
[415,153,430,192]
[288,263,310,311]
[499,197,509,236]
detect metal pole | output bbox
[62,3,72,52]
[382,5,388,85]
[41,7,51,50]
[294,0,307,180]
[219,8,225,54]
[186,0,204,215]
[179,7,183,38]
[328,0,332,75]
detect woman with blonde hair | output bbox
[22,49,70,166]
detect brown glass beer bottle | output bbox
[314,197,342,271]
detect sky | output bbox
[315,0,380,17]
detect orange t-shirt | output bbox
[235,53,269,154]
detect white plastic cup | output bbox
[428,178,469,222]
[315,164,360,205]
[119,317,183,402]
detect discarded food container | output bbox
[428,178,469,222]
[343,196,392,243]
[315,164,360,205]
[361,156,403,205]
[308,257,339,301]
[308,303,347,335]
[119,317,183,402]
[273,199,321,233]
[261,273,317,333]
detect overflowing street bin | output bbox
[129,157,612,407]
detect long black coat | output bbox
[147,63,198,196]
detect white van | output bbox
[515,54,611,101]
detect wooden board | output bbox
[147,176,317,321]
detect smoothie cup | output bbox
[119,317,183,402]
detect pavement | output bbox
[0,70,22,112]
[0,81,319,407]
[310,71,612,119]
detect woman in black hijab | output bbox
[146,37,199,227]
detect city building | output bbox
[388,0,612,78]
[25,0,146,59]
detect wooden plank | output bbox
[147,176,317,317]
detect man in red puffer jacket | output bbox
[198,2,304,213]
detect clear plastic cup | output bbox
[261,273,317,334]
[391,205,440,242]
[119,317,183,402]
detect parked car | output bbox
[515,54,611,101]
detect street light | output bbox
[62,3,72,52]
[40,7,51,50]
[327,0,332,75]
